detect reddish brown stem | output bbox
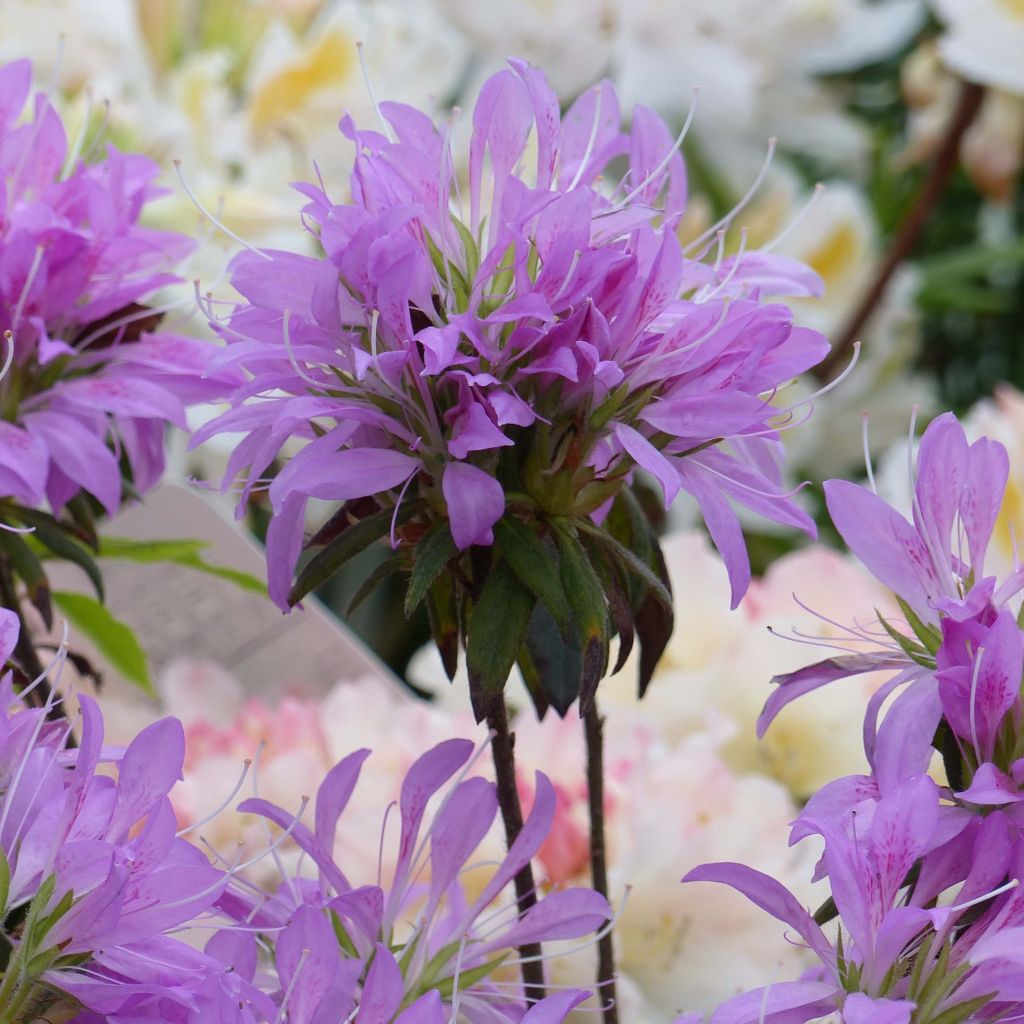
[814,81,985,382]
[486,697,546,1003]
[585,701,618,1024]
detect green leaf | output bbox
[877,610,934,669]
[895,595,942,655]
[289,505,418,606]
[494,518,571,637]
[466,560,535,722]
[0,849,9,916]
[347,556,406,616]
[633,537,674,697]
[17,508,104,602]
[555,525,608,711]
[426,574,460,681]
[522,602,580,717]
[0,532,52,630]
[405,522,456,616]
[98,537,265,594]
[51,591,153,696]
[577,518,672,612]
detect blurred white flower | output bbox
[615,0,923,174]
[933,0,1024,95]
[902,9,1024,201]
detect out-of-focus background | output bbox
[16,2,1024,1018]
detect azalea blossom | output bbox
[0,58,235,516]
[195,59,829,611]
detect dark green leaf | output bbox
[577,519,672,613]
[289,505,416,606]
[51,591,153,695]
[635,536,674,697]
[99,537,265,594]
[555,525,608,712]
[17,508,104,602]
[0,532,52,629]
[466,560,535,722]
[588,544,635,676]
[405,522,456,616]
[64,493,99,550]
[522,602,581,717]
[494,518,571,637]
[426,573,460,681]
[347,556,406,616]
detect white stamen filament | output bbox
[566,85,605,192]
[275,947,311,1024]
[174,161,272,259]
[356,41,396,143]
[862,413,877,494]
[10,246,46,338]
[176,758,252,837]
[61,87,93,179]
[682,138,777,256]
[762,183,826,253]
[615,88,699,210]
[969,645,986,761]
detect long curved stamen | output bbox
[862,413,877,494]
[566,85,605,193]
[174,161,272,260]
[61,87,93,179]
[275,947,311,1024]
[762,183,826,253]
[356,41,396,144]
[682,138,777,257]
[615,88,699,210]
[778,342,862,419]
[969,646,986,761]
[252,742,302,904]
[11,245,46,338]
[176,759,252,838]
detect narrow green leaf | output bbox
[522,602,580,717]
[877,610,934,669]
[426,574,460,681]
[98,536,265,595]
[0,849,9,915]
[494,518,571,637]
[289,507,404,606]
[466,560,535,722]
[17,508,104,602]
[347,556,405,616]
[64,492,99,550]
[577,519,672,612]
[634,537,674,697]
[51,591,153,696]
[555,525,608,711]
[0,532,51,629]
[895,595,942,655]
[405,522,456,616]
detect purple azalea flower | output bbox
[685,774,1024,1024]
[213,739,608,1023]
[0,59,237,517]
[194,59,827,609]
[0,608,245,1021]
[758,413,1018,744]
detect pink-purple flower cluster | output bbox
[196,59,828,612]
[211,739,609,1024]
[0,58,235,519]
[688,414,1024,1024]
[0,607,604,1023]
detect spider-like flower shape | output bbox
[215,738,607,1024]
[0,58,236,519]
[197,58,829,614]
